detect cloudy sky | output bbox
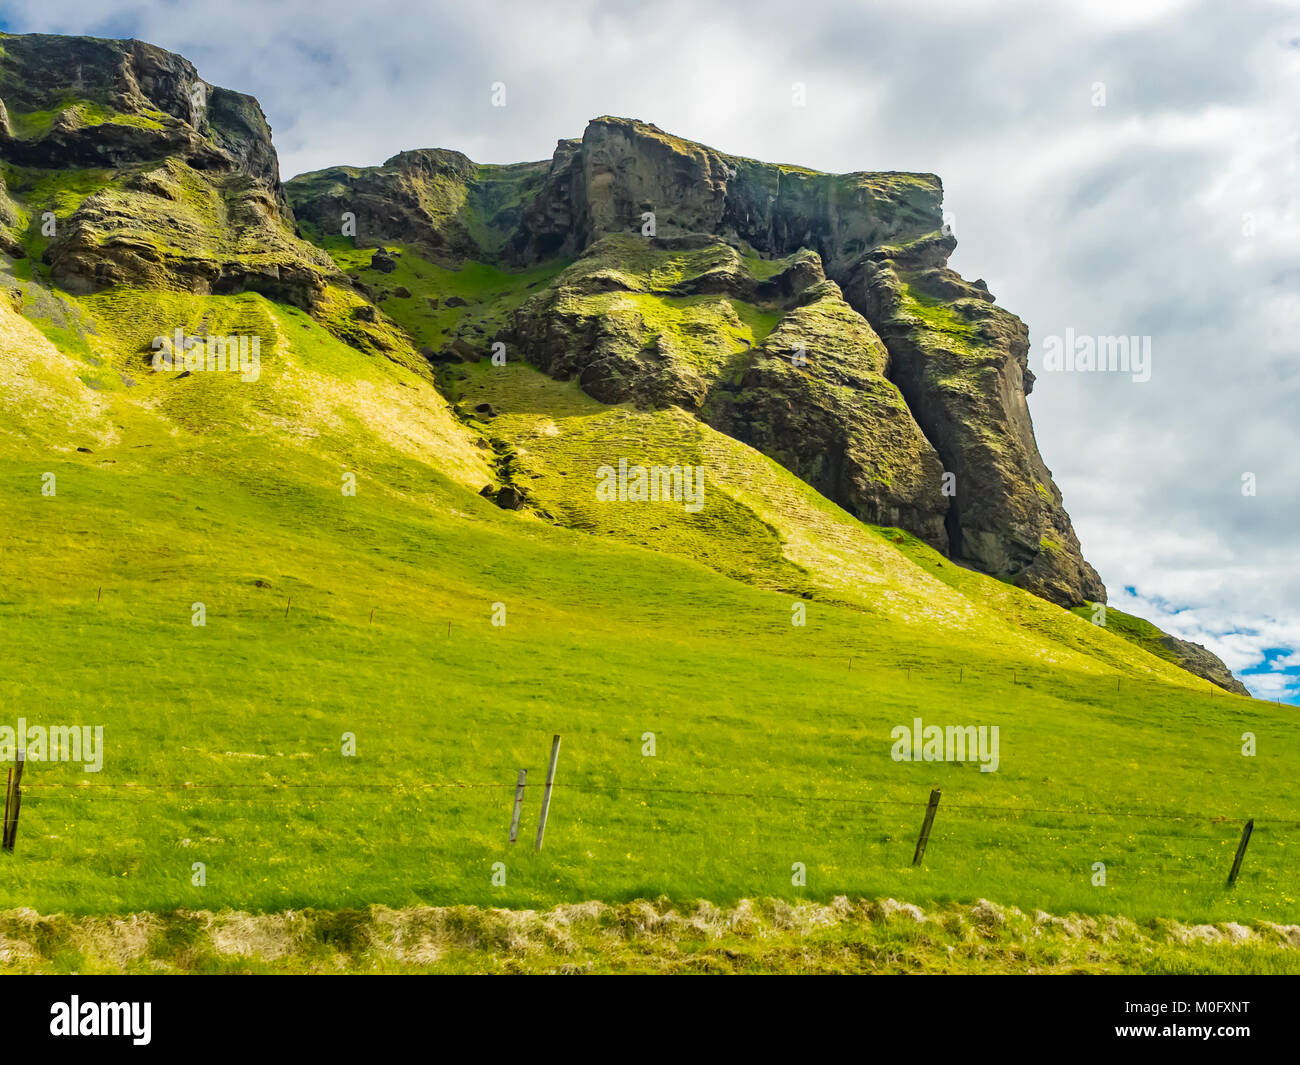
[4,0,1298,699]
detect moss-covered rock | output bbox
[504,117,1104,602]
[0,32,337,305]
[845,233,1105,605]
[510,234,948,542]
[286,150,549,264]
[711,282,947,544]
[515,117,942,274]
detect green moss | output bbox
[6,98,166,140]
[553,289,778,377]
[565,233,737,289]
[513,235,793,382]
[325,244,567,351]
[2,165,118,248]
[9,155,333,287]
[67,100,166,131]
[729,299,784,341]
[897,278,979,356]
[6,106,61,140]
[739,246,791,281]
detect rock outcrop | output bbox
[845,233,1105,603]
[286,115,1106,604]
[287,150,549,263]
[0,32,336,305]
[510,233,949,543]
[1157,634,1250,697]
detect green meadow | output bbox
[0,274,1296,932]
[3,437,1294,926]
[0,224,1294,979]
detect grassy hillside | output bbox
[2,32,1290,981]
[1,256,1297,935]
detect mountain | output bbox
[0,27,1248,718]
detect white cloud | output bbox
[1239,670,1300,700]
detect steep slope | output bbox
[286,120,1239,691]
[446,359,1219,687]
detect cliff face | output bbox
[499,117,1104,604]
[289,149,549,263]
[846,235,1105,603]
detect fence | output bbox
[6,731,1294,892]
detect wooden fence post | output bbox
[1227,819,1254,886]
[912,787,941,866]
[3,749,25,852]
[534,735,561,852]
[508,769,527,843]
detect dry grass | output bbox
[2,897,1298,974]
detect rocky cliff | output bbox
[0,32,336,306]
